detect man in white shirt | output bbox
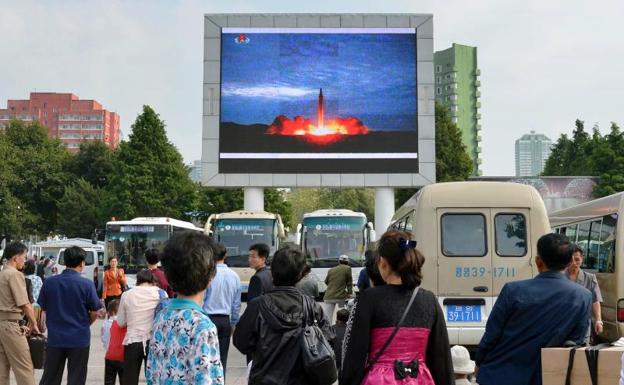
[203,242,241,375]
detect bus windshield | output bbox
[303,216,367,267]
[214,219,276,266]
[105,224,171,273]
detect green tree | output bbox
[57,179,106,238]
[265,188,294,229]
[66,140,115,188]
[2,120,69,234]
[396,102,473,207]
[196,187,243,223]
[543,120,624,197]
[106,106,197,219]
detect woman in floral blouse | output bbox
[146,231,223,385]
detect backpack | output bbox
[300,295,338,385]
[154,289,170,318]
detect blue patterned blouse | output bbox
[146,298,224,385]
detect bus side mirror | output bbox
[367,222,376,242]
[295,224,302,245]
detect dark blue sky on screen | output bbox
[221,32,417,131]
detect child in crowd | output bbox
[101,299,125,385]
[333,309,350,371]
[451,345,475,385]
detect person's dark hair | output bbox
[107,299,120,315]
[336,309,350,324]
[23,260,36,275]
[377,230,424,289]
[145,249,160,265]
[537,233,573,270]
[301,263,312,277]
[365,250,385,287]
[161,231,217,296]
[214,242,227,261]
[572,244,584,256]
[271,246,306,286]
[136,269,156,285]
[249,243,270,259]
[4,242,28,261]
[64,246,86,268]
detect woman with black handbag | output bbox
[340,230,454,385]
[234,246,336,385]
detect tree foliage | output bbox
[396,102,473,207]
[106,106,197,220]
[57,179,106,238]
[543,120,624,197]
[286,188,375,227]
[66,140,115,188]
[0,121,69,239]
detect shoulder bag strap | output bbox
[565,347,578,385]
[364,287,420,373]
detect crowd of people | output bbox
[0,227,612,385]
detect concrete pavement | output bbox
[10,319,249,385]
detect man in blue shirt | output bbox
[203,242,241,375]
[38,246,102,385]
[476,233,592,385]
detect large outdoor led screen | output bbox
[219,28,418,174]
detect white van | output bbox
[54,246,105,293]
[390,182,550,347]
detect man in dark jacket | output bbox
[234,246,334,385]
[247,243,274,302]
[476,233,592,385]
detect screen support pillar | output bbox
[244,187,264,211]
[375,187,394,236]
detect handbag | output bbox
[28,334,47,370]
[300,295,338,385]
[363,287,420,380]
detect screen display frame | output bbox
[202,13,435,188]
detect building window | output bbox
[436,65,442,73]
[43,103,46,108]
[437,87,442,95]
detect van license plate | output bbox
[446,305,481,322]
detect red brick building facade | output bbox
[0,92,120,152]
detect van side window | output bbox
[441,213,487,257]
[597,214,617,273]
[59,250,94,266]
[495,214,527,257]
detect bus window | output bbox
[598,214,617,273]
[565,224,578,244]
[441,213,487,257]
[495,214,527,257]
[577,222,591,254]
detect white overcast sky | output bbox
[1,0,623,176]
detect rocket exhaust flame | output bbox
[266,88,369,145]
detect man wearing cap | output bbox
[322,254,353,321]
[451,345,475,385]
[0,242,39,385]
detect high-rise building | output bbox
[0,92,120,152]
[189,160,202,183]
[515,131,552,176]
[434,43,482,175]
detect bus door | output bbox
[490,209,533,296]
[437,208,492,345]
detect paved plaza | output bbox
[10,318,249,385]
